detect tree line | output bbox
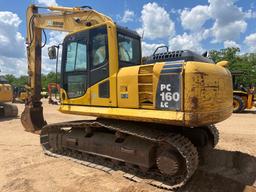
[209,47,256,87]
[4,72,60,89]
[2,47,256,89]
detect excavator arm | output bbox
[21,4,113,132]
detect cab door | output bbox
[89,26,111,106]
[61,31,90,105]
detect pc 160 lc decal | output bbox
[156,73,181,110]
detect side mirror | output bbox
[48,46,57,60]
[202,51,208,57]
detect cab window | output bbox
[65,41,87,72]
[91,28,108,68]
[118,32,141,67]
[63,37,88,99]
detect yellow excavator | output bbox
[0,75,18,117]
[21,5,233,190]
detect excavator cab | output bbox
[58,25,141,107]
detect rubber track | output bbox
[40,120,199,190]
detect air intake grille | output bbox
[138,65,154,108]
[143,50,214,64]
[153,50,184,61]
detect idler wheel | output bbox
[156,150,185,177]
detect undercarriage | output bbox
[40,119,218,190]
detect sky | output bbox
[0,0,255,76]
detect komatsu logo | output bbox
[47,21,64,28]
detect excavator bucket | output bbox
[21,105,46,133]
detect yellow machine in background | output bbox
[13,86,28,103]
[21,5,233,190]
[233,89,255,112]
[0,76,18,117]
[41,88,48,99]
[232,72,256,113]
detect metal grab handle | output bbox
[153,46,169,55]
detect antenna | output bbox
[141,30,144,40]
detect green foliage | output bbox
[4,74,28,87]
[41,72,60,89]
[209,48,256,87]
[4,72,60,89]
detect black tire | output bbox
[233,95,245,113]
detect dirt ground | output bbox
[0,100,255,192]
